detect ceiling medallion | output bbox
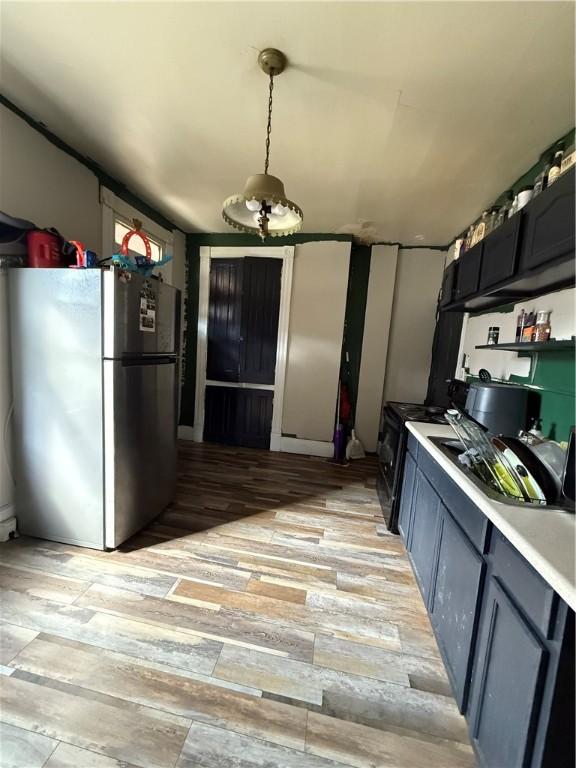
[222,48,303,240]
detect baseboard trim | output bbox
[177,428,333,457]
[279,437,334,458]
[0,503,15,524]
[178,425,203,442]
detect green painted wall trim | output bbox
[180,239,200,426]
[340,245,371,417]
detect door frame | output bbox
[192,245,294,451]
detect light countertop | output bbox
[406,421,576,612]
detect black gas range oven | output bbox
[377,402,446,533]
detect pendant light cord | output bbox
[264,72,274,175]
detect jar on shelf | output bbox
[487,326,500,345]
[487,206,501,234]
[533,311,551,343]
[464,224,475,252]
[516,186,533,211]
[472,211,490,246]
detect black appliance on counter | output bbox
[377,401,447,533]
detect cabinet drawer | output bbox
[417,449,489,552]
[479,213,522,290]
[520,168,575,272]
[454,243,482,299]
[490,530,556,637]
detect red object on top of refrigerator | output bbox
[27,230,62,268]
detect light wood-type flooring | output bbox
[0,442,475,767]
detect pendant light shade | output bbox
[222,49,303,239]
[222,174,303,238]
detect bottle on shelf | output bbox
[515,308,526,342]
[453,237,464,260]
[464,224,475,252]
[508,193,519,218]
[521,310,536,342]
[487,206,501,234]
[496,191,514,225]
[546,148,564,186]
[560,140,575,175]
[533,153,553,196]
[533,310,552,343]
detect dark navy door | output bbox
[204,257,282,449]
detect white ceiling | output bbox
[1,2,574,244]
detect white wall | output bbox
[0,272,13,521]
[0,105,103,523]
[0,105,102,250]
[355,244,398,452]
[282,241,351,443]
[460,286,575,381]
[383,248,446,404]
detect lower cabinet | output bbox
[468,575,547,768]
[397,451,416,543]
[407,468,440,608]
[398,437,574,768]
[430,506,485,711]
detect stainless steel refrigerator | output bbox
[9,268,181,549]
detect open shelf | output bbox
[475,339,575,352]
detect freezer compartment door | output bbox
[104,358,178,548]
[103,270,181,358]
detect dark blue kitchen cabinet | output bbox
[406,468,441,607]
[397,437,574,767]
[454,241,483,300]
[430,506,485,712]
[397,451,416,542]
[468,575,547,768]
[479,212,522,290]
[520,168,575,272]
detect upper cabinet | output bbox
[479,213,522,290]
[521,168,575,272]
[439,260,458,307]
[441,169,575,313]
[454,242,483,300]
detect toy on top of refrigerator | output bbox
[111,219,172,276]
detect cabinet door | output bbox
[408,468,441,606]
[479,214,522,290]
[521,169,575,272]
[439,261,457,307]
[236,389,274,449]
[454,243,483,300]
[203,386,238,445]
[206,259,243,382]
[398,452,416,544]
[430,507,485,712]
[240,258,282,385]
[468,576,547,768]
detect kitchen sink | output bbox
[428,436,573,511]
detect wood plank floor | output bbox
[0,442,475,767]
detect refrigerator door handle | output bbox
[117,356,177,366]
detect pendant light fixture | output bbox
[222,48,303,239]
